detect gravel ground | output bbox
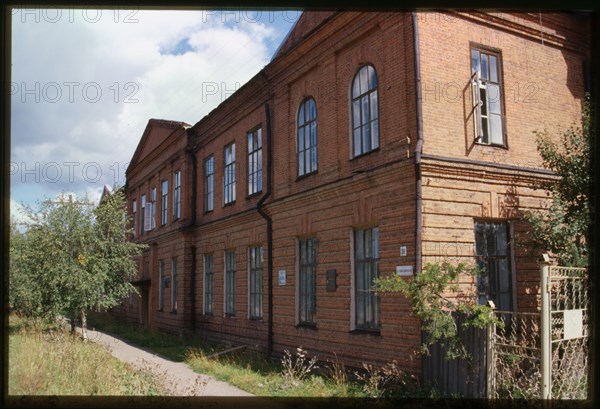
[84,328,254,397]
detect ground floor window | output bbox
[298,238,317,325]
[248,246,263,319]
[204,254,214,315]
[225,251,236,317]
[475,221,512,312]
[354,227,380,330]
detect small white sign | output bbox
[400,246,407,257]
[563,309,584,340]
[278,270,287,286]
[396,265,413,276]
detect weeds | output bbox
[280,347,319,388]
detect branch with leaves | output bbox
[373,261,502,360]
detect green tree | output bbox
[373,261,501,360]
[9,188,146,339]
[525,96,591,267]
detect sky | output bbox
[10,8,300,225]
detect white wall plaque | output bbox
[278,270,286,286]
[396,265,413,276]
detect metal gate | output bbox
[488,262,590,399]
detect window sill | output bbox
[295,170,318,182]
[247,191,262,200]
[350,147,380,161]
[475,141,508,150]
[157,309,163,312]
[249,317,263,321]
[225,314,236,318]
[170,310,177,314]
[350,328,381,336]
[296,323,318,330]
[223,201,236,208]
[204,209,214,214]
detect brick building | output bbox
[115,11,590,375]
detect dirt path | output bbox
[84,328,254,397]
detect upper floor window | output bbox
[471,47,505,146]
[351,64,379,157]
[140,194,146,234]
[297,98,317,176]
[224,143,236,205]
[150,187,157,230]
[132,199,137,237]
[247,128,262,195]
[173,170,181,220]
[161,179,168,226]
[204,156,214,212]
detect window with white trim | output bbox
[158,260,164,311]
[161,179,168,226]
[354,227,380,330]
[248,246,263,319]
[150,187,156,230]
[247,128,262,195]
[471,47,505,146]
[204,254,214,315]
[224,251,236,317]
[132,199,137,237]
[171,258,177,312]
[204,156,214,212]
[298,238,317,326]
[173,170,181,219]
[224,144,236,205]
[297,98,317,176]
[351,65,379,157]
[140,194,146,234]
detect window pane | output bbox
[490,55,498,82]
[298,127,305,151]
[499,259,510,292]
[362,124,371,152]
[298,152,305,176]
[360,66,368,95]
[368,65,378,89]
[355,230,364,259]
[308,99,316,120]
[372,228,379,258]
[257,128,262,148]
[311,122,317,146]
[471,49,480,75]
[311,146,317,171]
[352,100,361,129]
[370,91,378,120]
[481,53,489,80]
[490,114,503,145]
[352,76,360,98]
[371,121,379,150]
[487,84,501,114]
[361,95,370,123]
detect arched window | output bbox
[351,64,379,157]
[297,97,317,176]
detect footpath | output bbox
[84,328,254,397]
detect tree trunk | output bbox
[81,310,88,341]
[70,311,77,335]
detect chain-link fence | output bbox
[489,264,589,400]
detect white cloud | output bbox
[11,9,295,208]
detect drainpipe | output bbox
[412,11,424,275]
[190,245,196,334]
[257,102,274,354]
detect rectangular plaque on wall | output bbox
[326,269,336,292]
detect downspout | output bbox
[190,245,196,334]
[186,134,198,334]
[257,102,274,354]
[412,11,424,275]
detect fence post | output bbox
[486,309,495,399]
[540,257,551,399]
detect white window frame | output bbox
[297,98,318,177]
[140,194,146,234]
[247,128,262,195]
[224,143,236,205]
[204,254,214,315]
[204,156,214,212]
[150,187,156,230]
[248,246,263,319]
[351,227,380,331]
[132,199,137,237]
[171,258,177,312]
[297,238,317,326]
[161,179,168,226]
[351,64,380,158]
[224,251,236,317]
[173,170,181,220]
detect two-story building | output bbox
[114,10,590,378]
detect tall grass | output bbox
[8,315,165,396]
